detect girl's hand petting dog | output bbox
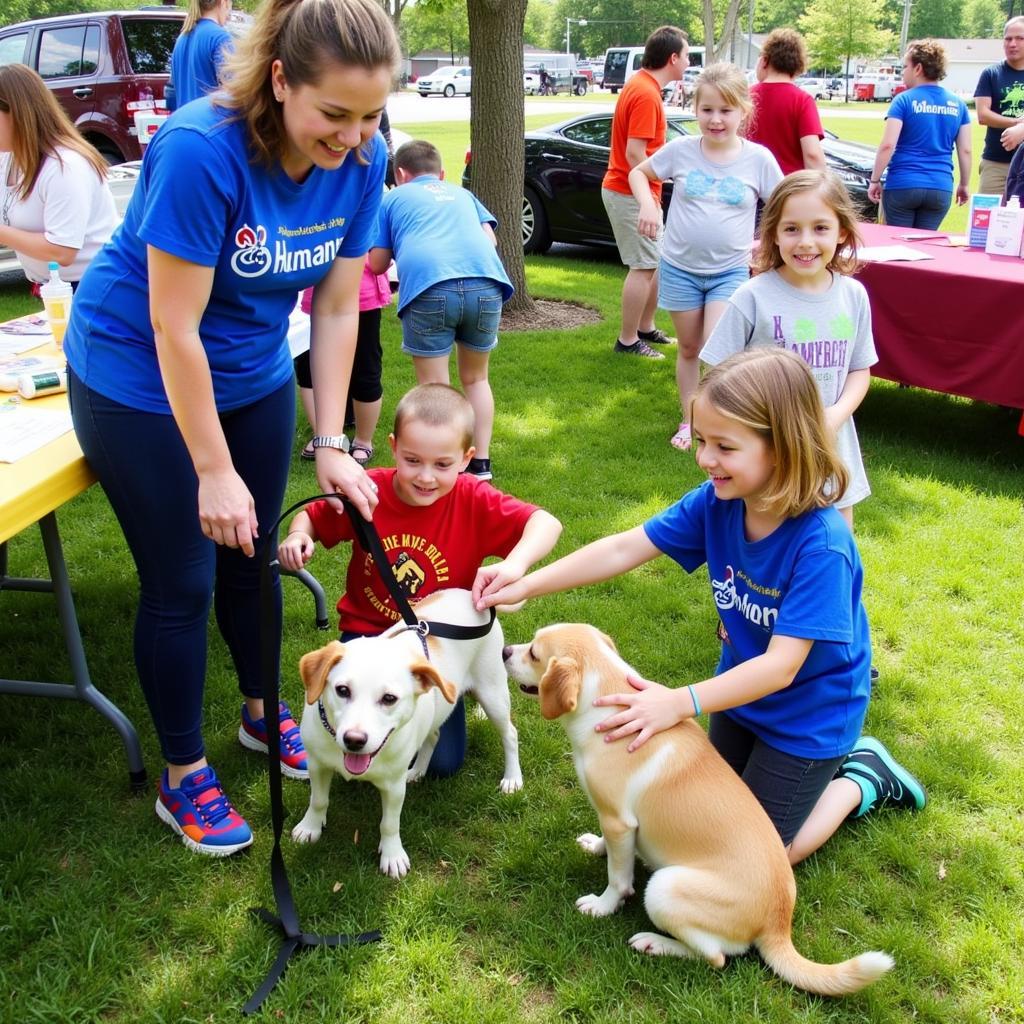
[278,531,315,572]
[593,672,693,752]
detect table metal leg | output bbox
[0,513,147,792]
[277,563,331,630]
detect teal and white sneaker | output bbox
[837,736,927,818]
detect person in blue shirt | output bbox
[167,0,233,112]
[868,39,972,230]
[476,349,926,865]
[369,139,513,482]
[63,0,400,858]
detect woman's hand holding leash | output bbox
[316,448,379,520]
[593,671,692,753]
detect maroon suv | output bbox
[0,8,184,163]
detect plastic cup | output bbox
[43,296,71,350]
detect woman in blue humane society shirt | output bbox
[867,39,972,229]
[167,0,233,111]
[63,0,399,857]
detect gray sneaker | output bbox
[614,339,664,359]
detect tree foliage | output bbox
[963,0,1008,37]
[907,0,964,40]
[800,0,895,72]
[540,0,702,58]
[403,0,469,61]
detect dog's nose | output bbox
[502,645,513,662]
[343,730,367,750]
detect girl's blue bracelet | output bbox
[687,683,702,716]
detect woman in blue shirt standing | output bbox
[167,0,233,111]
[867,39,972,229]
[64,0,398,857]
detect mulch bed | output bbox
[501,297,603,332]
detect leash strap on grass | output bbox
[245,493,382,1016]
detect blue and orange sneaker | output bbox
[155,765,253,856]
[238,701,309,780]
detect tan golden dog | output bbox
[503,623,893,996]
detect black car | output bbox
[463,112,878,253]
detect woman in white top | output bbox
[0,63,116,286]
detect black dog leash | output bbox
[245,492,495,1013]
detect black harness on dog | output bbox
[246,493,495,1013]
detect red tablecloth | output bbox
[855,222,1024,411]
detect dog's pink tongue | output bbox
[344,752,372,775]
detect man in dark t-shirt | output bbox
[974,16,1024,195]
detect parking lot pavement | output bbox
[386,87,614,125]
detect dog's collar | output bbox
[317,698,335,738]
[389,608,498,661]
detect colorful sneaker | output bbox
[239,701,309,780]
[614,339,664,359]
[638,327,677,345]
[155,766,253,856]
[465,457,493,481]
[836,736,927,818]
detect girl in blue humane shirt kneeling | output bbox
[475,348,925,864]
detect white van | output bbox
[602,47,644,94]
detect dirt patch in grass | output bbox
[501,297,603,333]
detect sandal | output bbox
[350,442,374,467]
[670,422,692,451]
[300,439,315,460]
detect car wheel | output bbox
[610,87,619,95]
[575,80,588,96]
[522,187,551,254]
[443,84,455,97]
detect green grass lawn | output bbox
[1,157,1023,1021]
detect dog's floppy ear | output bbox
[410,659,458,705]
[539,656,582,720]
[298,641,346,704]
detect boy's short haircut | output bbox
[393,383,475,451]
[394,139,443,177]
[760,29,808,78]
[642,26,688,71]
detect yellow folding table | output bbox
[0,345,146,790]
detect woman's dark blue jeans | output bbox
[68,369,294,765]
[881,187,952,230]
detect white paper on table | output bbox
[858,245,935,263]
[0,334,50,357]
[0,406,74,462]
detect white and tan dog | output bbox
[293,589,522,878]
[504,623,893,996]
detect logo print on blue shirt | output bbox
[230,224,272,278]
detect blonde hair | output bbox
[393,384,475,452]
[0,64,107,200]
[693,62,753,126]
[182,0,222,35]
[218,0,400,167]
[754,170,862,276]
[695,349,849,519]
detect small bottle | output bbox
[39,262,73,350]
[17,367,68,399]
[1007,195,1021,210]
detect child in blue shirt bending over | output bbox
[369,139,513,482]
[475,348,926,865]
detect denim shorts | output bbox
[658,260,749,312]
[400,278,502,357]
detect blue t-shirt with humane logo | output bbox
[64,99,386,413]
[643,481,871,759]
[884,84,970,191]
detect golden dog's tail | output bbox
[756,930,893,996]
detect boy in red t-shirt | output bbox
[279,382,562,777]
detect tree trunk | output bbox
[466,0,534,315]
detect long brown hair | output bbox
[217,0,400,167]
[0,63,107,200]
